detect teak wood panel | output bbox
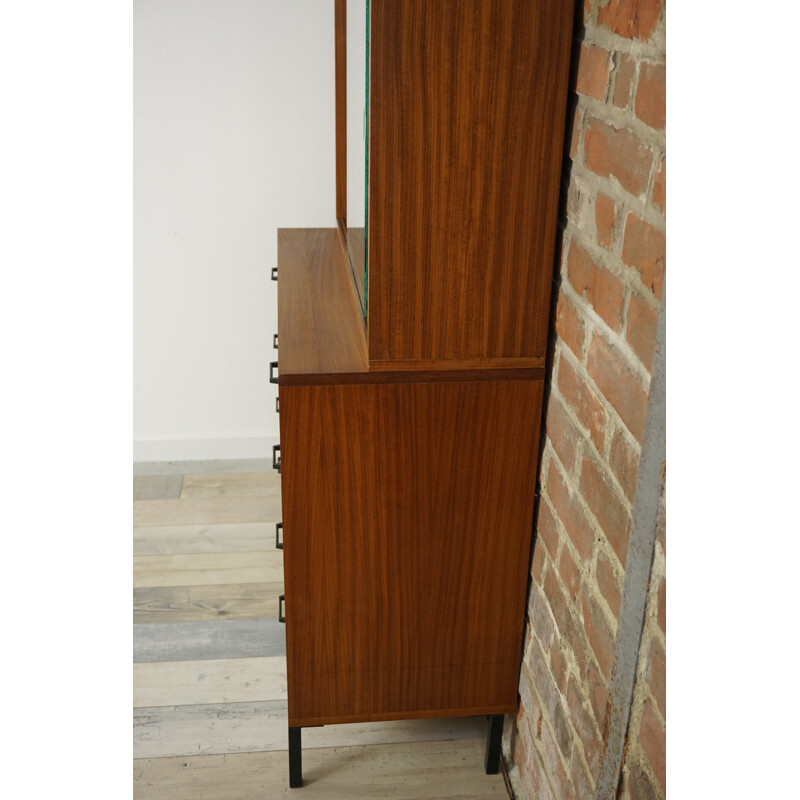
[277,229,546,386]
[280,379,543,726]
[367,0,575,364]
[277,228,368,377]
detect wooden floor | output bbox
[133,460,510,799]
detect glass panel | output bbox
[346,0,368,316]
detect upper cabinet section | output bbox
[336,1,575,368]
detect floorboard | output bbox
[133,523,273,555]
[134,582,284,623]
[133,740,506,800]
[133,551,283,588]
[133,459,272,476]
[134,701,485,759]
[134,475,184,500]
[134,618,286,662]
[134,656,286,707]
[180,472,280,498]
[133,496,281,527]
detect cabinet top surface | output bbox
[276,228,547,386]
[277,228,368,379]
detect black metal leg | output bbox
[289,726,303,788]
[484,714,503,775]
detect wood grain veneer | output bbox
[277,227,546,386]
[277,228,368,377]
[280,379,543,725]
[367,0,574,364]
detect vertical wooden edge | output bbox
[335,0,347,220]
[337,219,369,342]
[365,0,375,358]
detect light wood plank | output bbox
[133,496,281,527]
[134,523,273,555]
[134,475,184,501]
[134,657,286,707]
[133,739,507,800]
[133,551,283,588]
[134,619,286,663]
[134,458,271,476]
[133,701,484,759]
[180,472,280,498]
[134,582,283,623]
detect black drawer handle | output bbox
[275,396,280,414]
[278,594,285,623]
[273,444,281,473]
[273,333,278,349]
[276,522,283,550]
[271,267,278,281]
[269,361,279,384]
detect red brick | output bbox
[585,118,654,197]
[595,193,617,249]
[635,62,666,130]
[648,636,666,719]
[569,745,594,800]
[612,53,636,109]
[558,544,581,601]
[596,549,622,617]
[531,542,547,584]
[657,577,666,633]
[581,455,632,565]
[571,745,595,796]
[558,355,607,453]
[581,587,616,681]
[567,676,602,776]
[587,663,608,730]
[587,332,649,441]
[544,567,588,671]
[622,213,665,299]
[546,461,597,562]
[627,292,659,371]
[514,729,552,800]
[550,643,568,692]
[555,289,586,358]
[609,429,639,503]
[576,44,612,100]
[639,698,666,794]
[598,0,662,41]
[536,498,561,560]
[540,720,573,799]
[627,761,660,800]
[652,157,665,213]
[528,583,555,651]
[546,396,580,473]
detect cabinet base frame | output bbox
[484,714,504,775]
[288,727,302,789]
[286,714,506,788]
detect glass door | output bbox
[345,0,368,316]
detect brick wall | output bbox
[504,0,666,797]
[618,487,666,799]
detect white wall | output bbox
[134,0,335,461]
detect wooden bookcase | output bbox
[274,0,574,788]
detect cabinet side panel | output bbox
[368,0,574,363]
[281,380,543,724]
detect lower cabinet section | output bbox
[279,379,544,727]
